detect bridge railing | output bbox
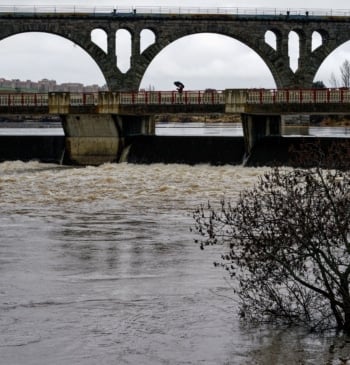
[69,93,98,106]
[1,5,350,17]
[3,89,350,109]
[0,92,99,107]
[0,91,224,107]
[119,91,225,105]
[0,93,48,106]
[246,89,350,104]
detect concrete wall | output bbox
[0,136,65,163]
[1,135,348,168]
[244,136,350,168]
[0,135,245,165]
[125,136,245,165]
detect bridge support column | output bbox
[62,114,121,166]
[242,114,281,158]
[61,114,156,166]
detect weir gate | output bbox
[1,88,350,165]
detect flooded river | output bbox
[1,161,350,364]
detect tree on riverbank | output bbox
[329,59,350,88]
[193,145,350,332]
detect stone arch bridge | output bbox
[1,8,350,90]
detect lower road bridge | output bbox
[1,88,349,165]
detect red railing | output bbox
[246,88,350,104]
[0,92,97,107]
[0,93,49,107]
[119,91,224,105]
[0,91,224,107]
[1,89,350,108]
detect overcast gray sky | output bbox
[0,0,350,90]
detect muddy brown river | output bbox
[1,161,350,364]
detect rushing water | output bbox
[156,122,350,138]
[0,122,350,137]
[1,160,350,365]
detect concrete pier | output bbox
[61,113,156,165]
[62,114,121,165]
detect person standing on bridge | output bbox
[174,81,184,103]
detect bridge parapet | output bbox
[49,92,70,114]
[97,92,120,114]
[1,5,350,17]
[0,91,224,115]
[226,88,350,114]
[225,89,249,113]
[1,89,350,115]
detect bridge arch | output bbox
[0,23,123,89]
[0,32,107,87]
[140,32,277,90]
[314,40,350,86]
[1,14,347,91]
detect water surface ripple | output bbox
[0,161,349,364]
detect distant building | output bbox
[0,77,107,92]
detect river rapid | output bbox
[0,161,349,364]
